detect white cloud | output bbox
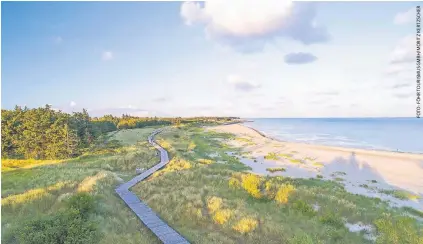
[180,1,329,52]
[394,8,415,25]
[226,74,261,92]
[384,63,412,75]
[389,35,414,64]
[70,101,76,107]
[384,35,415,76]
[102,51,113,61]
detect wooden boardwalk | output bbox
[115,129,190,244]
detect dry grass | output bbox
[6,124,422,244]
[241,174,263,199]
[2,127,163,244]
[2,159,66,172]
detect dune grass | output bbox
[3,124,423,244]
[313,162,325,168]
[266,167,286,173]
[1,127,164,244]
[131,126,423,244]
[379,189,421,201]
[264,152,280,160]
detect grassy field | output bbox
[3,124,423,244]
[2,127,162,244]
[132,126,423,244]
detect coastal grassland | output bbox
[1,127,164,244]
[110,127,161,145]
[378,189,421,201]
[132,125,423,244]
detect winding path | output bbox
[115,129,190,244]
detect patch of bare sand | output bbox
[209,124,423,211]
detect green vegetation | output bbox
[3,109,423,244]
[379,189,420,201]
[1,105,239,159]
[370,180,378,183]
[6,193,102,244]
[131,126,423,243]
[313,162,325,167]
[2,127,163,243]
[264,152,280,160]
[374,214,423,244]
[234,137,254,145]
[266,167,286,173]
[288,158,303,164]
[402,207,423,218]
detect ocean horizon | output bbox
[243,118,423,154]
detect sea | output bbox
[243,118,423,154]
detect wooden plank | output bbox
[115,129,190,244]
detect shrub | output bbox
[9,193,101,244]
[275,184,295,204]
[241,174,262,198]
[198,158,213,165]
[213,209,232,225]
[233,217,258,234]
[316,175,323,179]
[207,196,223,213]
[264,181,278,199]
[229,177,241,189]
[67,192,96,218]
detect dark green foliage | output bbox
[7,193,101,244]
[1,105,86,159]
[1,105,240,160]
[67,192,96,218]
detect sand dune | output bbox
[210,124,423,211]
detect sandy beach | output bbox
[209,123,423,212]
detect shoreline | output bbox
[241,123,423,158]
[209,123,423,211]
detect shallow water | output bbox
[245,118,423,154]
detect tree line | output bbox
[1,105,239,160]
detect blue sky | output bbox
[1,1,418,117]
